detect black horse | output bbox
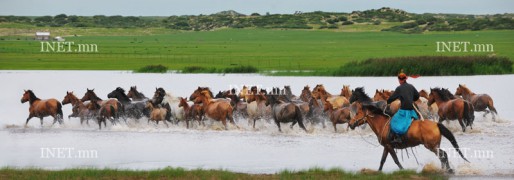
[108,87,149,120]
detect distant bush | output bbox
[342,21,354,25]
[331,56,513,76]
[135,64,168,73]
[223,65,258,73]
[182,65,258,73]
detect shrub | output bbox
[135,64,168,73]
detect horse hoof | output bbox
[447,169,455,174]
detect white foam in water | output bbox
[0,71,513,176]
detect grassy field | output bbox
[0,167,447,179]
[0,26,513,73]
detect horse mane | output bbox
[112,87,131,102]
[26,90,40,101]
[458,84,473,95]
[432,87,454,101]
[350,87,372,103]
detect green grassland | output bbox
[0,167,446,179]
[0,26,513,73]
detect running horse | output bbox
[62,91,99,125]
[127,86,148,101]
[323,99,351,132]
[428,88,475,132]
[455,84,497,120]
[81,88,124,129]
[193,90,236,130]
[178,97,204,128]
[266,88,307,132]
[340,85,352,99]
[348,87,469,173]
[108,87,148,120]
[312,84,350,108]
[21,90,63,127]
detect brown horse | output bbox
[178,97,204,128]
[194,90,235,130]
[455,84,497,120]
[21,90,63,127]
[323,100,351,132]
[312,84,350,108]
[127,86,148,101]
[428,88,475,132]
[145,101,171,127]
[266,92,307,132]
[348,88,469,173]
[62,91,99,125]
[420,89,439,119]
[81,88,124,129]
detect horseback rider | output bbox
[387,70,420,144]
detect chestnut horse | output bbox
[21,90,63,127]
[348,87,468,173]
[428,88,475,132]
[127,86,148,101]
[178,97,204,128]
[323,100,350,132]
[373,89,400,114]
[312,84,350,108]
[62,91,99,125]
[193,90,235,130]
[455,84,497,120]
[340,85,352,99]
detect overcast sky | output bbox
[1,0,512,16]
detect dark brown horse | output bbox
[21,90,63,127]
[266,91,307,132]
[428,88,475,132]
[81,89,124,129]
[348,87,468,173]
[127,86,148,101]
[62,91,99,125]
[189,87,214,101]
[455,84,497,120]
[108,87,147,120]
[194,90,235,130]
[323,99,350,132]
[178,97,204,128]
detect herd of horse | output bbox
[20,84,498,173]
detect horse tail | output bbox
[463,100,474,127]
[295,105,307,131]
[438,123,469,162]
[57,102,63,119]
[488,99,498,114]
[109,105,116,118]
[164,103,172,122]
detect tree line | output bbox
[1,7,512,32]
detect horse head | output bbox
[81,88,97,102]
[349,87,371,104]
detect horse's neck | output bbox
[366,114,389,142]
[462,90,475,101]
[29,98,41,106]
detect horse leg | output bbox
[163,120,169,128]
[457,118,466,132]
[290,121,297,129]
[333,122,337,133]
[378,147,389,171]
[387,146,404,169]
[253,118,257,129]
[275,120,282,132]
[431,147,453,174]
[25,115,34,127]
